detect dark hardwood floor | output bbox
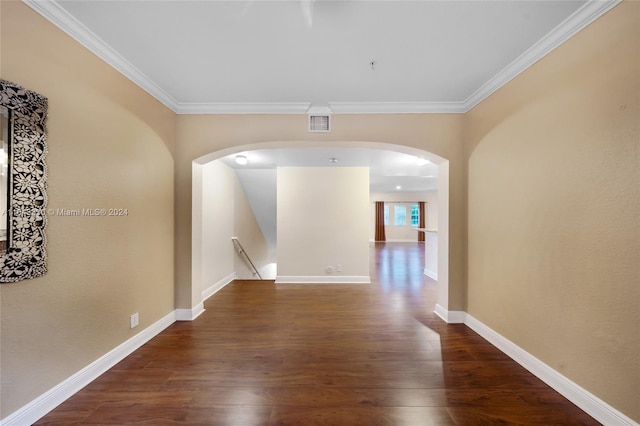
[37,243,599,425]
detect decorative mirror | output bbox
[0,79,48,282]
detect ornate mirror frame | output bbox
[0,79,48,282]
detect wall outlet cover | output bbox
[130,313,139,329]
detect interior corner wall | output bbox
[233,173,271,279]
[200,161,236,294]
[198,160,271,293]
[465,2,639,421]
[0,1,176,419]
[277,167,370,281]
[176,114,466,310]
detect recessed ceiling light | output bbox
[329,157,338,164]
[235,155,248,165]
[416,157,429,166]
[396,185,402,190]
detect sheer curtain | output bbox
[375,201,386,242]
[418,202,426,242]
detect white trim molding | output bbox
[175,303,205,321]
[462,0,621,112]
[23,0,621,115]
[23,0,179,112]
[275,276,371,284]
[424,268,438,281]
[464,314,638,426]
[0,311,176,426]
[202,272,237,301]
[328,101,466,114]
[434,304,466,324]
[177,102,311,115]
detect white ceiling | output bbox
[24,0,617,114]
[218,147,438,249]
[219,147,439,192]
[25,0,617,249]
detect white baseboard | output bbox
[424,268,438,281]
[175,302,205,321]
[202,272,236,301]
[0,311,176,426]
[434,304,466,324]
[464,314,638,426]
[5,303,634,426]
[275,275,371,284]
[178,272,236,321]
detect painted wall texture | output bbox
[197,160,270,292]
[0,1,175,417]
[199,161,235,293]
[466,2,639,420]
[177,116,466,311]
[2,0,638,422]
[277,167,370,281]
[233,172,272,280]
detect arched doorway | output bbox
[189,141,450,320]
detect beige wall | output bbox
[177,115,467,309]
[200,161,235,291]
[466,2,639,421]
[197,160,271,288]
[5,0,636,421]
[233,171,271,279]
[277,167,370,280]
[0,2,175,418]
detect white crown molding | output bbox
[0,311,176,426]
[176,102,311,115]
[462,0,622,112]
[275,276,371,284]
[22,0,180,112]
[464,314,639,426]
[24,0,620,115]
[329,102,467,114]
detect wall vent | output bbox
[308,114,331,133]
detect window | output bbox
[394,205,406,226]
[411,204,419,226]
[384,205,389,226]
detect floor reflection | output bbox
[373,241,427,293]
[36,242,600,425]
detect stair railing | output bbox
[231,237,263,279]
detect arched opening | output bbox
[190,141,450,319]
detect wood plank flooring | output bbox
[36,243,600,425]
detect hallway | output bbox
[37,243,598,425]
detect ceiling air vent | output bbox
[307,105,332,133]
[308,114,331,133]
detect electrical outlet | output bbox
[130,313,139,329]
[336,264,343,272]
